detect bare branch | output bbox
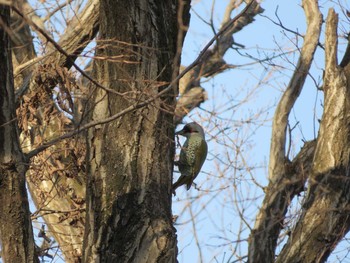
[325,9,338,71]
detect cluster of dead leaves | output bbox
[17,63,81,144]
[29,137,86,204]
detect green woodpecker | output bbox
[173,122,208,192]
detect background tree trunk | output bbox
[83,0,190,262]
[248,0,322,261]
[276,9,350,262]
[248,2,350,262]
[0,5,38,263]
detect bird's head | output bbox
[175,122,205,139]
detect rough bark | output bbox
[0,6,38,263]
[276,9,350,263]
[10,0,36,89]
[248,0,322,262]
[82,0,189,262]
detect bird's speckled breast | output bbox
[179,134,204,174]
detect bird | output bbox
[173,122,208,192]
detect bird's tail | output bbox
[172,174,191,195]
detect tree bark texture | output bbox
[276,9,350,263]
[10,0,36,90]
[0,6,38,263]
[248,0,322,261]
[83,1,189,262]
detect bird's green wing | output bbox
[193,139,208,178]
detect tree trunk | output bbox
[83,0,190,262]
[0,6,38,263]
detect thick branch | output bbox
[248,0,322,262]
[268,0,322,184]
[47,0,99,68]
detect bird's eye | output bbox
[187,126,198,133]
[184,126,191,133]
